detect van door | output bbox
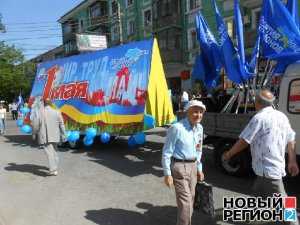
[279,76,300,156]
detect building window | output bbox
[112,0,118,15]
[188,29,197,50]
[127,20,135,36]
[126,0,134,7]
[144,9,152,27]
[111,24,119,41]
[162,0,172,16]
[251,8,261,30]
[188,0,201,11]
[79,19,84,33]
[63,23,71,34]
[90,3,101,18]
[288,79,300,114]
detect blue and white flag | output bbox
[286,0,299,29]
[17,93,24,108]
[258,0,300,60]
[192,13,222,88]
[234,0,246,75]
[212,0,248,84]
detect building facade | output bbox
[58,0,109,56]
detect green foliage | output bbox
[0,41,35,102]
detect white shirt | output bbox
[240,106,295,179]
[11,103,17,111]
[0,108,6,119]
[181,91,189,102]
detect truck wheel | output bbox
[214,141,254,177]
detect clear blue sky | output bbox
[0,0,84,60]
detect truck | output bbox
[185,62,300,176]
[28,38,175,146]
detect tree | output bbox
[0,41,35,103]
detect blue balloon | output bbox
[128,136,137,148]
[100,132,110,143]
[85,128,97,139]
[16,119,24,127]
[133,132,146,145]
[83,136,94,146]
[68,131,80,142]
[144,114,155,129]
[23,107,30,114]
[21,125,32,134]
[66,131,71,138]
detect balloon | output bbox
[68,131,80,142]
[20,107,30,115]
[16,119,24,127]
[21,124,32,134]
[128,136,137,148]
[133,132,146,145]
[83,136,94,146]
[66,130,71,138]
[100,132,110,143]
[85,127,97,139]
[144,114,155,129]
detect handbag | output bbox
[193,181,215,217]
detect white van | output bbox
[280,63,300,156]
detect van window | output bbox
[288,79,300,114]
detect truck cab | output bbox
[279,62,300,156]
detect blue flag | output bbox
[17,93,24,108]
[192,13,222,88]
[286,0,299,29]
[248,35,260,74]
[234,0,246,74]
[258,0,300,60]
[212,0,248,84]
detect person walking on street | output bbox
[11,102,18,120]
[223,89,299,225]
[162,100,206,225]
[180,91,189,111]
[0,104,6,134]
[32,98,66,176]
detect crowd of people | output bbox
[0,89,299,225]
[163,89,299,225]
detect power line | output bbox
[1,35,62,42]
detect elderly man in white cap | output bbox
[162,99,206,225]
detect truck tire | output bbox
[214,140,254,177]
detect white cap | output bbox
[184,100,206,112]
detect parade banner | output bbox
[29,38,175,135]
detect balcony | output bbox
[62,32,76,44]
[89,15,109,27]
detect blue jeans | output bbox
[0,119,4,134]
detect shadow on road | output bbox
[4,163,50,177]
[86,138,164,178]
[85,202,219,225]
[3,135,37,148]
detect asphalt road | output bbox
[0,120,299,225]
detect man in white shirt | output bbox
[0,104,6,134]
[223,89,299,224]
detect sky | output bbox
[0,0,84,60]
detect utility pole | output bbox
[117,2,123,44]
